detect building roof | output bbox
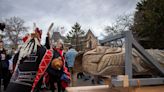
[51,31,66,42]
[85,29,97,39]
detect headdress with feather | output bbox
[18,24,42,63]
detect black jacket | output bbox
[0,48,6,77]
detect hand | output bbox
[47,32,50,37]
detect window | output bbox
[89,41,92,49]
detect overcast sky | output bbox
[0,0,139,43]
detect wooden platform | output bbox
[66,85,164,92]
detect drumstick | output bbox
[48,23,54,32]
[47,23,54,49]
[33,23,36,31]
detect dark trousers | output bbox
[68,67,73,75]
[2,68,10,91]
[34,77,43,92]
[49,74,65,92]
[0,77,1,92]
[0,63,2,92]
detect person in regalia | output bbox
[6,27,53,92]
[45,32,71,92]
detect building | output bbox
[50,30,99,51]
[51,31,71,51]
[51,31,66,43]
[79,29,99,51]
[84,29,99,50]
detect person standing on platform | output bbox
[65,45,77,86]
[65,46,78,75]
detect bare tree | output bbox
[105,14,133,36]
[104,14,133,47]
[3,16,28,48]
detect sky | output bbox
[0,0,139,44]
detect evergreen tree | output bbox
[66,22,85,50]
[133,0,164,48]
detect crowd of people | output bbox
[0,41,14,91]
[0,22,105,92]
[0,26,79,92]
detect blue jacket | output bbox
[65,49,78,67]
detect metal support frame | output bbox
[125,31,133,79]
[100,31,164,87]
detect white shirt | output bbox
[8,56,13,71]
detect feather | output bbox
[33,23,37,31]
[21,41,31,58]
[28,42,34,55]
[34,37,40,46]
[22,36,32,50]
